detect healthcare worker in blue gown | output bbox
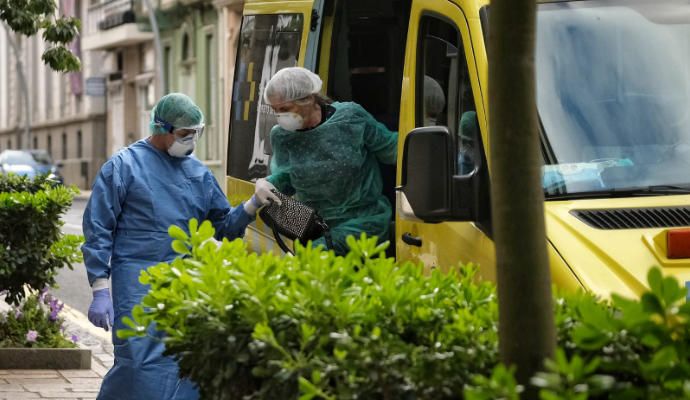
[82,93,266,400]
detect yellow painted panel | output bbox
[247,61,254,82]
[318,15,334,91]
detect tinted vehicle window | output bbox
[227,14,303,181]
[30,151,53,165]
[417,15,479,176]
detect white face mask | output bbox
[167,135,197,157]
[275,112,304,131]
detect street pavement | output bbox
[52,196,91,316]
[0,190,115,399]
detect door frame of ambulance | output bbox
[397,0,495,279]
[226,0,323,254]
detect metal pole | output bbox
[142,0,166,98]
[3,24,31,149]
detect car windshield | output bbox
[536,0,690,197]
[0,151,36,165]
[30,151,52,165]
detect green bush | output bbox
[0,173,83,305]
[465,268,690,399]
[119,219,499,400]
[0,289,77,348]
[121,218,690,400]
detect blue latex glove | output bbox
[88,288,114,331]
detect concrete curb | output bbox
[73,190,92,201]
[0,348,92,369]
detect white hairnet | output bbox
[263,67,323,105]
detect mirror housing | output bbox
[399,126,490,224]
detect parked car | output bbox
[0,149,63,184]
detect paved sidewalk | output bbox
[0,301,113,399]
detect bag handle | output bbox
[263,197,333,255]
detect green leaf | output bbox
[168,225,189,241]
[647,267,664,296]
[171,240,191,255]
[188,218,199,234]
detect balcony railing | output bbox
[85,0,139,36]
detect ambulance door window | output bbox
[227,14,303,181]
[416,15,478,176]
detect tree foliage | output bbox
[1,0,81,72]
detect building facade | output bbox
[0,0,108,189]
[0,0,245,189]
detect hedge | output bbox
[121,219,690,399]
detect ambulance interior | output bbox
[317,0,412,253]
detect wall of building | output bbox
[0,0,108,189]
[159,3,224,182]
[0,0,246,190]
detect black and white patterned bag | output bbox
[258,191,330,254]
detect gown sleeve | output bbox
[266,126,296,195]
[81,157,126,285]
[205,171,254,240]
[356,103,399,165]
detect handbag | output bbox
[258,190,332,254]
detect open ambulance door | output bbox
[396,0,495,278]
[226,0,322,254]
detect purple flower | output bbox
[71,334,78,343]
[47,298,64,322]
[26,330,38,343]
[15,310,22,319]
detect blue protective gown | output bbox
[82,139,252,400]
[267,102,398,254]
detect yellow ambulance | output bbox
[225,0,690,298]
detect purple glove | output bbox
[88,288,114,331]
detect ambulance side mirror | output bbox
[399,126,489,224]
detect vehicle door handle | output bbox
[402,232,422,247]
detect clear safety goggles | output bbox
[172,124,205,139]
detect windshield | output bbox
[30,151,52,165]
[0,151,36,165]
[536,0,690,197]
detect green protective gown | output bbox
[267,102,398,254]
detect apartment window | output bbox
[61,132,67,159]
[164,45,172,91]
[205,33,215,127]
[204,33,217,160]
[182,33,191,61]
[47,135,52,156]
[77,130,82,158]
[7,139,11,149]
[33,136,38,149]
[45,69,52,120]
[117,51,124,72]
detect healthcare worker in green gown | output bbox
[83,93,265,399]
[254,67,398,255]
